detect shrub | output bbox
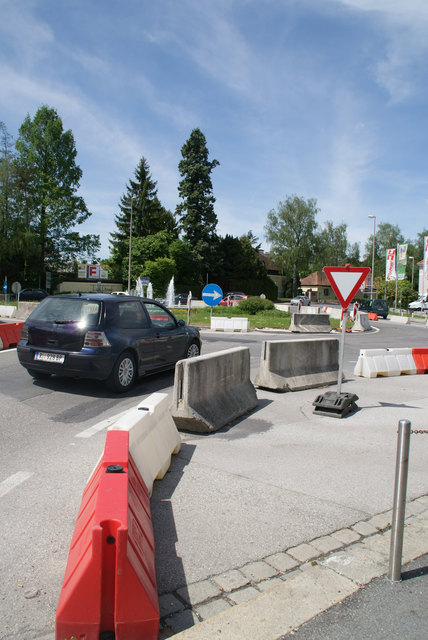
[237,296,275,315]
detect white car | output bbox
[408,297,428,311]
[290,295,311,306]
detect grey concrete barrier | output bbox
[171,347,258,433]
[254,337,340,391]
[351,311,372,332]
[290,312,331,333]
[16,302,39,319]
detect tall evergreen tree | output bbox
[110,156,176,276]
[14,105,99,277]
[176,128,219,262]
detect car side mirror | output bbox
[177,319,185,327]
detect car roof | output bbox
[47,293,161,304]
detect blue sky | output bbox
[1,0,428,259]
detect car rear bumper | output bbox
[17,343,116,380]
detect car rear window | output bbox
[28,298,101,327]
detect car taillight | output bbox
[20,325,28,340]
[84,331,111,347]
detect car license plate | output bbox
[35,352,65,364]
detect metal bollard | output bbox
[388,419,411,582]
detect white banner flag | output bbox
[424,236,428,282]
[385,248,396,281]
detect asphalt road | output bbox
[0,319,427,640]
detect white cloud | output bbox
[335,0,428,102]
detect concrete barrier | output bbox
[211,316,249,332]
[171,347,258,433]
[351,311,372,332]
[290,313,331,333]
[388,315,410,324]
[254,338,339,391]
[353,348,416,378]
[16,301,39,319]
[108,393,181,495]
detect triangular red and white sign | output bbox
[323,265,371,310]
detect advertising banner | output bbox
[424,236,428,283]
[385,248,396,281]
[397,244,407,281]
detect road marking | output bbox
[75,410,129,438]
[0,347,17,354]
[0,471,33,498]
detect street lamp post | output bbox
[368,215,376,296]
[127,196,134,293]
[409,256,415,286]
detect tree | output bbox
[363,222,404,279]
[176,128,219,268]
[14,106,99,279]
[265,195,318,296]
[313,221,349,270]
[110,156,176,279]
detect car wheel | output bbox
[106,351,136,392]
[186,341,200,358]
[27,368,51,380]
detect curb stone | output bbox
[159,495,428,639]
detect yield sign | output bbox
[323,264,371,310]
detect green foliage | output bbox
[143,257,175,297]
[373,277,418,308]
[237,296,275,314]
[0,111,99,285]
[14,106,99,276]
[265,195,318,296]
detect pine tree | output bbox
[110,157,176,270]
[176,128,219,260]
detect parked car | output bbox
[17,294,201,392]
[408,297,428,312]
[290,295,311,306]
[219,294,248,306]
[19,288,49,301]
[359,298,389,319]
[174,293,199,305]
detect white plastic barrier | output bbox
[210,316,249,332]
[354,348,417,378]
[108,392,181,495]
[0,305,16,318]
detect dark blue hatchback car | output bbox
[17,293,201,392]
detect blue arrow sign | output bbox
[202,283,223,306]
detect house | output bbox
[299,270,335,303]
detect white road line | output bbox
[0,347,17,354]
[75,410,129,439]
[0,471,34,498]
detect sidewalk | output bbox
[158,496,428,638]
[152,370,428,639]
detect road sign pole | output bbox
[337,307,348,394]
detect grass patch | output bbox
[172,306,292,330]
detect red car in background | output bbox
[219,293,248,306]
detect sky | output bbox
[1,0,428,259]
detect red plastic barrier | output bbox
[412,348,428,374]
[0,321,24,349]
[55,430,159,640]
[368,312,378,321]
